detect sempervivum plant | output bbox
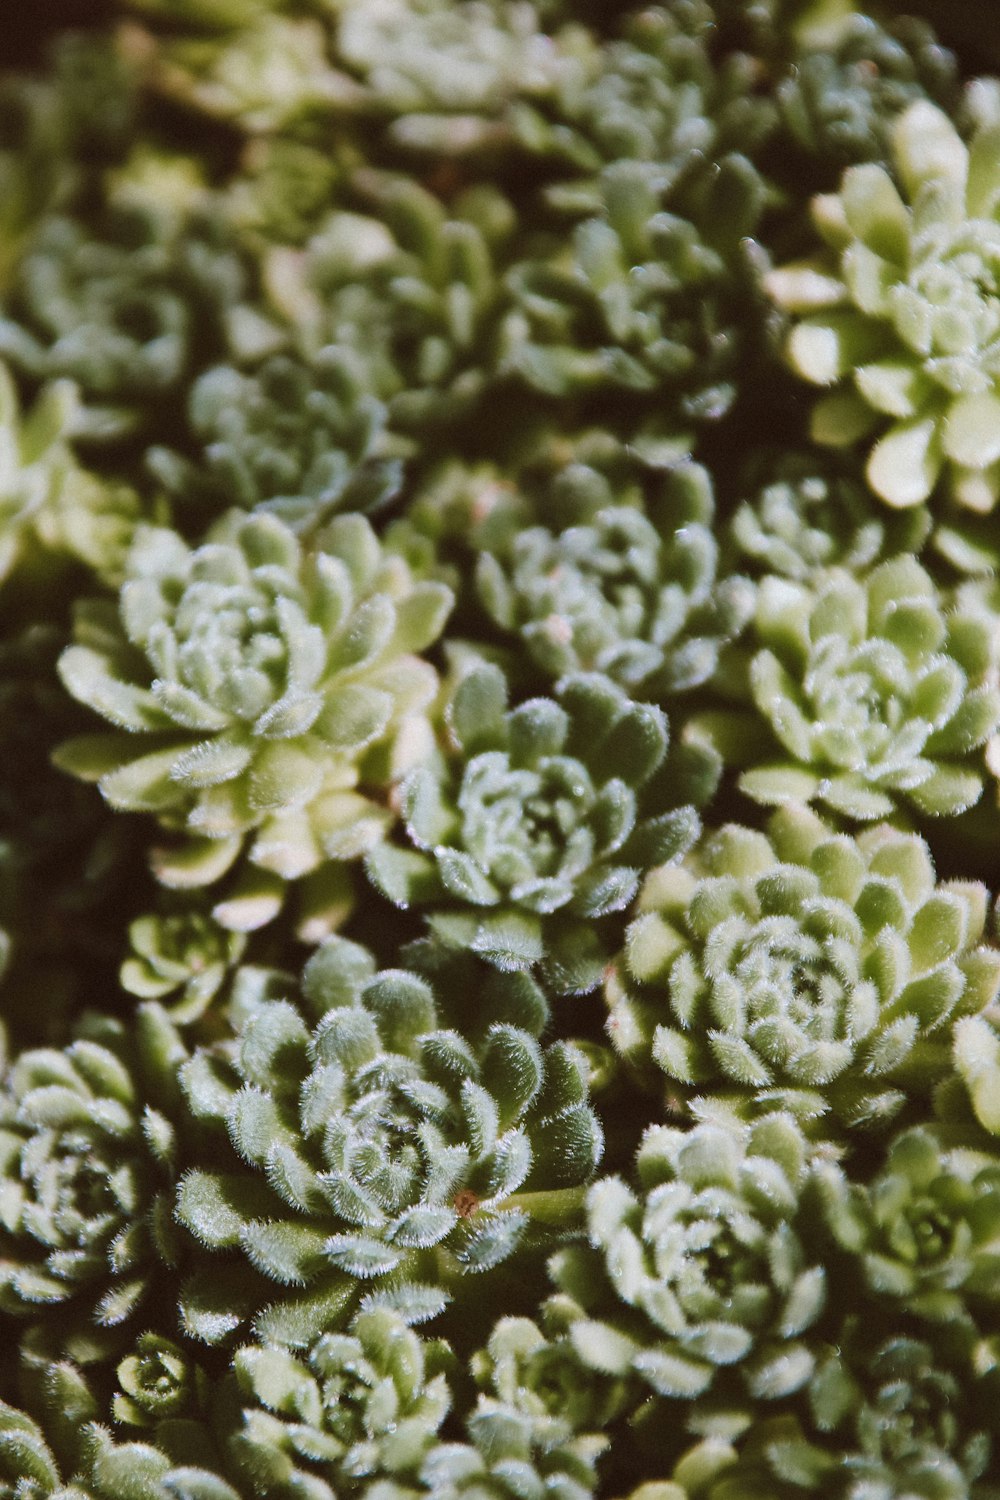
[548,1113,826,1406]
[0,204,247,435]
[0,1005,187,1345]
[145,348,402,532]
[813,1125,1000,1326]
[774,15,957,170]
[334,0,575,131]
[500,155,764,429]
[608,807,1000,1129]
[0,361,138,592]
[224,1308,454,1497]
[760,1323,1000,1500]
[416,1391,604,1500]
[767,99,1000,513]
[725,556,1000,820]
[728,451,931,583]
[174,937,603,1348]
[12,3,1000,1498]
[367,663,704,994]
[278,176,513,434]
[476,461,754,697]
[120,911,246,1024]
[0,1395,244,1500]
[55,510,453,919]
[512,1,775,186]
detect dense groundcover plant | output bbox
[7,1,1000,1496]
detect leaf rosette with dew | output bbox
[146,347,402,533]
[774,15,957,171]
[762,1323,1000,1500]
[223,1308,453,1498]
[728,451,931,585]
[500,155,765,431]
[813,1124,1000,1327]
[120,911,246,1024]
[476,461,754,698]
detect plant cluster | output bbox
[4,1,1000,1496]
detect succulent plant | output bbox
[174,937,603,1348]
[367,663,704,995]
[416,1395,605,1500]
[500,155,764,430]
[416,1316,608,1500]
[608,807,1000,1129]
[0,1006,187,1341]
[513,2,775,189]
[8,3,1000,1497]
[728,451,931,583]
[112,1332,209,1430]
[0,31,136,295]
[549,1113,825,1406]
[774,15,957,170]
[768,99,1000,513]
[813,1125,1000,1325]
[134,15,359,135]
[226,1308,453,1495]
[0,1399,244,1500]
[55,510,453,912]
[335,0,574,129]
[953,1009,1000,1137]
[0,205,247,433]
[0,364,77,583]
[476,461,754,697]
[728,556,1000,820]
[146,348,402,531]
[470,1314,629,1439]
[763,1325,1000,1500]
[120,912,245,1023]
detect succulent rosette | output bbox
[0,1395,243,1500]
[476,461,754,697]
[728,451,931,583]
[0,1006,187,1341]
[112,1332,210,1431]
[512,1,774,187]
[768,99,1000,513]
[120,911,245,1023]
[814,1125,1000,1325]
[55,510,453,921]
[762,1324,1000,1500]
[277,177,512,434]
[416,1395,604,1500]
[548,1114,826,1406]
[367,663,705,995]
[335,0,574,131]
[174,938,603,1349]
[501,155,763,430]
[0,203,247,437]
[775,15,957,170]
[608,807,1000,1129]
[416,1318,607,1500]
[725,556,1000,820]
[146,348,402,532]
[226,1309,453,1496]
